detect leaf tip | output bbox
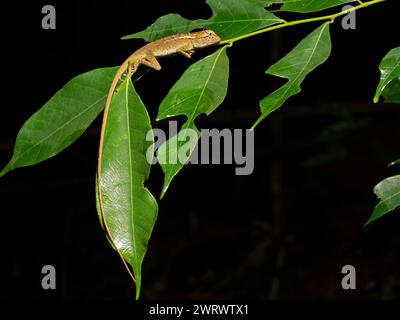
[160,187,167,200]
[0,164,11,179]
[135,282,141,300]
[160,176,174,200]
[251,116,264,130]
[388,160,400,167]
[363,218,373,229]
[121,34,135,41]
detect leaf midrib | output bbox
[10,94,106,167]
[164,48,225,185]
[377,187,400,206]
[267,23,328,106]
[123,82,139,272]
[382,58,400,88]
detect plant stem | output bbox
[220,0,386,46]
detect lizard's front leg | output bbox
[177,43,195,58]
[129,59,142,75]
[141,53,162,71]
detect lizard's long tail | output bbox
[97,60,137,284]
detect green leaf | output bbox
[374,47,400,103]
[0,67,118,178]
[366,48,400,227]
[265,0,283,4]
[157,47,229,198]
[121,0,283,41]
[382,77,400,104]
[95,175,116,248]
[99,79,158,299]
[365,175,400,226]
[280,0,354,13]
[251,0,282,5]
[253,22,332,128]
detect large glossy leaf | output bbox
[253,22,331,128]
[156,47,229,198]
[365,175,400,226]
[280,0,354,13]
[121,0,283,41]
[0,67,118,178]
[99,79,158,299]
[374,47,400,103]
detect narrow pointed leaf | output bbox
[365,175,400,226]
[99,80,158,299]
[121,0,283,41]
[253,23,331,128]
[0,67,118,178]
[280,0,354,13]
[156,47,229,198]
[374,47,400,103]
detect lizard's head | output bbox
[191,29,221,48]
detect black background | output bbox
[0,0,399,300]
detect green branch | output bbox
[220,0,386,46]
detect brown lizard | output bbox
[97,30,221,283]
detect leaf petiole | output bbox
[220,0,386,46]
